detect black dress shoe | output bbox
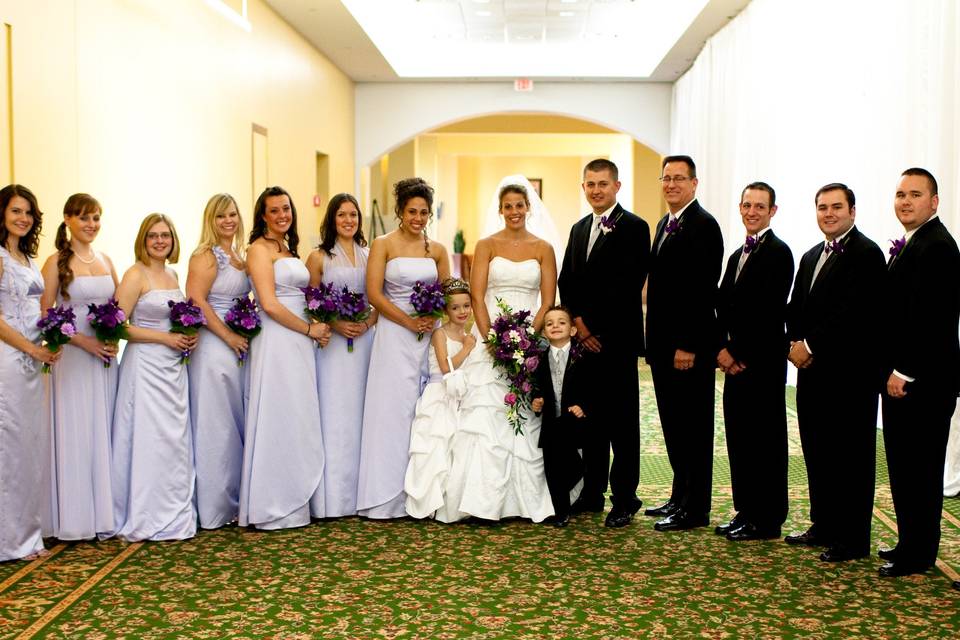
[550,514,570,528]
[878,561,932,577]
[953,580,960,591]
[877,546,898,561]
[604,509,635,528]
[819,545,869,562]
[784,528,825,547]
[653,510,709,532]
[644,501,678,518]
[714,515,744,536]
[570,498,604,514]
[726,522,781,541]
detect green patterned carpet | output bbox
[2,368,959,639]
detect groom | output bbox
[558,158,650,527]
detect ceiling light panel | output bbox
[340,0,709,78]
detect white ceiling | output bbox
[265,0,750,81]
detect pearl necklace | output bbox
[75,248,97,264]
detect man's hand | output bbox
[788,341,813,368]
[717,348,745,375]
[531,397,544,413]
[574,317,601,353]
[674,349,695,371]
[886,373,908,399]
[568,405,585,419]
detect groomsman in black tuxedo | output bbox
[558,158,650,528]
[877,168,960,578]
[785,183,885,563]
[715,182,794,541]
[645,155,724,531]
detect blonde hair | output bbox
[193,193,245,259]
[134,213,180,264]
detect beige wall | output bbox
[0,0,354,277]
[633,139,667,228]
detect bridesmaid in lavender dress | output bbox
[186,194,251,529]
[40,194,120,540]
[357,178,450,519]
[0,185,60,562]
[306,194,377,517]
[240,186,331,530]
[111,214,198,541]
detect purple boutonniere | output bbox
[664,217,680,236]
[889,236,906,259]
[599,214,616,235]
[825,239,845,255]
[743,235,759,254]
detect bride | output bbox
[445,176,557,522]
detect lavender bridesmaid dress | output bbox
[188,246,250,529]
[315,242,374,517]
[48,274,118,540]
[111,286,197,541]
[240,258,324,530]
[0,247,46,561]
[356,257,437,519]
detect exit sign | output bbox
[514,78,534,92]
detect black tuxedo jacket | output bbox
[786,225,885,380]
[884,218,960,395]
[533,349,590,449]
[558,203,650,357]
[717,229,795,369]
[646,199,724,365]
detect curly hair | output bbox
[319,193,367,256]
[55,193,102,300]
[0,184,43,258]
[249,186,300,258]
[394,178,434,256]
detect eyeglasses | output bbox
[146,232,173,241]
[660,175,691,184]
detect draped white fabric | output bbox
[671,0,959,260]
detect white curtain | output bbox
[670,0,959,261]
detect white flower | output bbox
[513,350,525,363]
[526,326,535,335]
[487,329,496,341]
[508,329,520,343]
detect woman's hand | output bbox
[307,322,332,348]
[224,331,249,359]
[332,319,368,339]
[165,332,198,353]
[31,344,63,365]
[72,333,119,363]
[408,316,435,336]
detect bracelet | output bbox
[305,323,311,336]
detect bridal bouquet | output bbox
[301,282,340,347]
[224,296,262,366]
[337,286,371,353]
[87,297,129,368]
[409,280,445,341]
[36,305,77,373]
[484,298,548,435]
[168,299,206,365]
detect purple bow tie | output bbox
[889,236,906,258]
[825,239,845,255]
[743,235,759,254]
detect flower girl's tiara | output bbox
[442,277,470,295]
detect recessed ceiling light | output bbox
[476,10,492,17]
[559,11,575,17]
[560,0,578,3]
[472,0,491,3]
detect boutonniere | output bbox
[568,339,585,363]
[664,217,680,236]
[825,238,845,255]
[599,214,616,235]
[888,236,906,258]
[743,235,759,254]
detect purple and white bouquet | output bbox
[410,280,445,341]
[484,298,548,435]
[36,305,77,373]
[224,296,262,366]
[337,286,371,353]
[87,297,129,368]
[302,282,340,348]
[168,298,206,365]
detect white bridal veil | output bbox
[481,175,565,259]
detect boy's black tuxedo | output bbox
[881,217,960,569]
[716,229,794,530]
[558,203,649,514]
[533,345,589,518]
[786,225,885,553]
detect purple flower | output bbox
[337,286,371,352]
[168,298,206,365]
[889,236,906,258]
[520,381,532,394]
[743,235,759,254]
[825,238,845,255]
[524,356,539,372]
[664,217,680,236]
[301,284,340,348]
[61,322,76,337]
[87,298,130,368]
[599,214,616,234]
[504,392,518,406]
[225,296,262,366]
[36,305,78,373]
[410,280,446,341]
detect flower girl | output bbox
[404,277,477,521]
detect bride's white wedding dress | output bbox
[444,257,554,523]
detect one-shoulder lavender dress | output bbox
[357,257,437,519]
[188,246,251,529]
